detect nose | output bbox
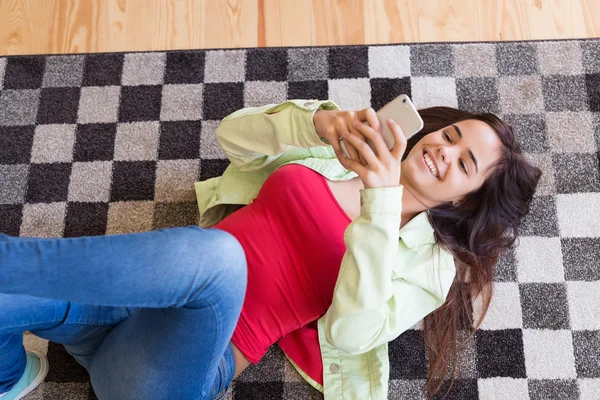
[438,144,458,164]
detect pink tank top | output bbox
[214,164,351,384]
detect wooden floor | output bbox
[0,0,599,56]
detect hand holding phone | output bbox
[340,94,423,158]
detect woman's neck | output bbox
[399,177,428,229]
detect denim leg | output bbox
[0,333,26,393]
[0,293,69,393]
[0,227,247,399]
[0,226,245,309]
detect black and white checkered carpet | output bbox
[1,40,599,399]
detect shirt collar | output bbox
[399,211,436,253]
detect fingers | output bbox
[387,119,408,160]
[363,107,381,133]
[337,143,368,177]
[352,120,389,159]
[341,129,379,167]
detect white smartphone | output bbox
[340,94,423,157]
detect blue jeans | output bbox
[0,226,247,400]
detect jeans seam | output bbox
[201,300,222,400]
[1,317,66,331]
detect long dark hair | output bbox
[405,107,542,397]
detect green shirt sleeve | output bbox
[322,186,456,355]
[215,99,339,171]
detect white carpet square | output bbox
[567,281,600,330]
[523,329,577,379]
[474,282,523,330]
[411,77,457,109]
[556,193,600,238]
[516,236,564,283]
[368,45,411,78]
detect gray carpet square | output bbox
[244,81,287,107]
[553,153,600,193]
[388,379,427,399]
[0,89,40,126]
[0,164,29,204]
[528,379,579,400]
[504,113,548,153]
[77,86,121,124]
[456,77,500,114]
[122,53,166,86]
[67,161,113,203]
[410,44,454,76]
[114,121,160,161]
[31,124,76,163]
[581,41,600,74]
[160,83,203,121]
[561,238,600,281]
[519,195,559,237]
[204,50,246,83]
[20,202,67,238]
[499,76,544,114]
[572,330,600,378]
[289,48,329,81]
[520,283,570,329]
[547,111,596,153]
[42,55,85,88]
[537,41,584,76]
[453,43,497,78]
[496,43,538,75]
[236,346,285,382]
[542,75,589,111]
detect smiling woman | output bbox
[401,118,503,209]
[400,106,541,395]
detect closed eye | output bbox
[443,130,451,142]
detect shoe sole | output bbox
[14,351,49,400]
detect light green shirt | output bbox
[194,100,456,400]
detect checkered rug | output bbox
[1,39,599,400]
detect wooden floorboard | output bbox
[0,0,599,56]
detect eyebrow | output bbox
[451,124,479,175]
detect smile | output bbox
[423,151,439,178]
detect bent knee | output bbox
[171,227,247,294]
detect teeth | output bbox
[424,153,439,178]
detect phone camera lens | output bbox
[402,98,407,103]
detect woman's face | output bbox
[401,119,503,208]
